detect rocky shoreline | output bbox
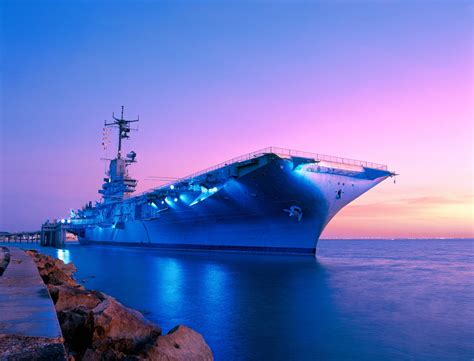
[0,246,10,275]
[25,250,213,361]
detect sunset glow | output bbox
[1,1,473,237]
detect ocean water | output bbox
[3,239,473,361]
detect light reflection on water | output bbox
[156,258,183,315]
[4,239,473,361]
[56,248,71,264]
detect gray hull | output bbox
[77,157,390,254]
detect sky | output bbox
[1,0,473,237]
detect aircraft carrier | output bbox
[69,107,395,255]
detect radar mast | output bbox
[105,105,139,159]
[99,106,139,203]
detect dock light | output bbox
[161,200,165,205]
[174,197,178,202]
[150,202,158,209]
[61,219,66,224]
[170,185,175,190]
[67,219,71,224]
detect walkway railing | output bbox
[266,147,388,170]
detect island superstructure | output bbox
[69,107,395,255]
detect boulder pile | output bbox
[26,250,213,361]
[0,246,10,275]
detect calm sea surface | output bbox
[4,239,473,360]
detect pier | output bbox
[39,221,70,248]
[0,231,41,244]
[0,221,76,248]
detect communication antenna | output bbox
[104,106,139,159]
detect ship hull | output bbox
[77,157,389,254]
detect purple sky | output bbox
[1,1,473,237]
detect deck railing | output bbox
[136,147,388,197]
[266,147,388,170]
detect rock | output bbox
[26,251,213,361]
[55,293,162,359]
[26,250,78,287]
[57,308,94,355]
[144,326,213,361]
[0,246,10,276]
[91,295,162,355]
[51,285,104,312]
[82,348,101,361]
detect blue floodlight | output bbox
[170,185,175,190]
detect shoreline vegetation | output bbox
[25,250,213,361]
